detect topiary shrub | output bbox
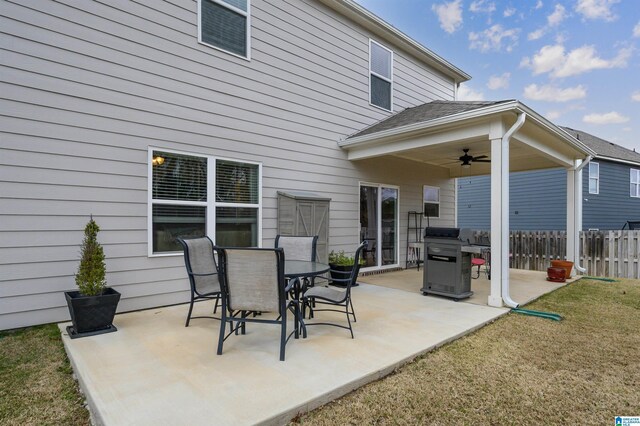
[75,218,107,296]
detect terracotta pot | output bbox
[550,260,574,279]
[547,267,566,283]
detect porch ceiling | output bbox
[340,100,595,178]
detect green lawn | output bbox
[0,324,90,426]
[1,278,638,425]
[296,278,640,425]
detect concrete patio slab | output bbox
[359,268,577,306]
[60,284,508,425]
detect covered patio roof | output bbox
[340,100,595,177]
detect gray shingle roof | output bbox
[561,127,640,164]
[347,100,514,139]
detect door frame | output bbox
[359,181,400,272]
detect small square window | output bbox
[199,0,250,59]
[423,185,440,218]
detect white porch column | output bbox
[566,167,576,264]
[489,136,504,307]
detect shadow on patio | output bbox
[59,269,569,425]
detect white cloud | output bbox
[634,22,640,38]
[457,84,485,101]
[469,25,520,52]
[535,1,544,9]
[546,110,562,120]
[521,44,632,78]
[575,0,619,22]
[623,127,632,132]
[487,72,511,90]
[547,4,567,26]
[523,84,587,102]
[632,91,640,102]
[583,111,629,124]
[528,28,546,40]
[432,0,463,34]
[469,0,496,14]
[503,7,516,17]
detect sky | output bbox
[355,0,640,152]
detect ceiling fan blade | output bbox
[473,159,491,163]
[472,155,489,160]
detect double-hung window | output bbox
[588,162,599,194]
[199,0,250,59]
[631,168,640,198]
[369,40,393,111]
[149,149,261,255]
[423,185,440,218]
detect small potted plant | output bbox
[65,217,120,338]
[328,250,363,287]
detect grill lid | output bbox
[424,227,460,239]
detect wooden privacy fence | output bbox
[472,230,640,279]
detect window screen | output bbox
[200,0,248,58]
[216,160,259,204]
[369,40,393,111]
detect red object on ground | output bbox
[550,260,574,279]
[547,267,566,283]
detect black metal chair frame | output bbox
[177,236,222,327]
[302,243,365,339]
[215,247,301,361]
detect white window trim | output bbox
[368,39,394,112]
[359,181,400,272]
[147,147,262,257]
[423,185,441,219]
[197,0,251,61]
[589,162,599,195]
[631,168,640,198]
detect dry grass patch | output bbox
[295,278,640,425]
[0,324,90,426]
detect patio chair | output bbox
[275,235,320,293]
[177,237,222,327]
[216,247,298,361]
[302,243,365,338]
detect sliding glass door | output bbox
[359,183,399,269]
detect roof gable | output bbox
[561,127,640,165]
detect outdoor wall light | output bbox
[152,156,165,166]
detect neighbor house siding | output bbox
[582,159,640,230]
[457,169,567,231]
[0,0,456,329]
[457,161,640,231]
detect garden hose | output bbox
[511,308,562,321]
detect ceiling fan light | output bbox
[462,163,470,169]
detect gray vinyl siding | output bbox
[457,161,640,231]
[457,169,567,231]
[582,160,640,230]
[0,0,456,329]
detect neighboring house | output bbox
[457,127,640,230]
[0,0,592,330]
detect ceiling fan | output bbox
[459,148,490,168]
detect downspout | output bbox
[501,112,526,308]
[573,155,592,273]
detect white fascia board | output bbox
[592,155,640,167]
[319,0,471,83]
[340,101,519,147]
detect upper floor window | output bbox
[631,168,640,198]
[588,162,599,194]
[369,40,393,111]
[149,149,261,255]
[199,0,250,59]
[423,185,440,218]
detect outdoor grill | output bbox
[421,227,474,300]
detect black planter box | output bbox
[328,264,359,287]
[65,288,121,339]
